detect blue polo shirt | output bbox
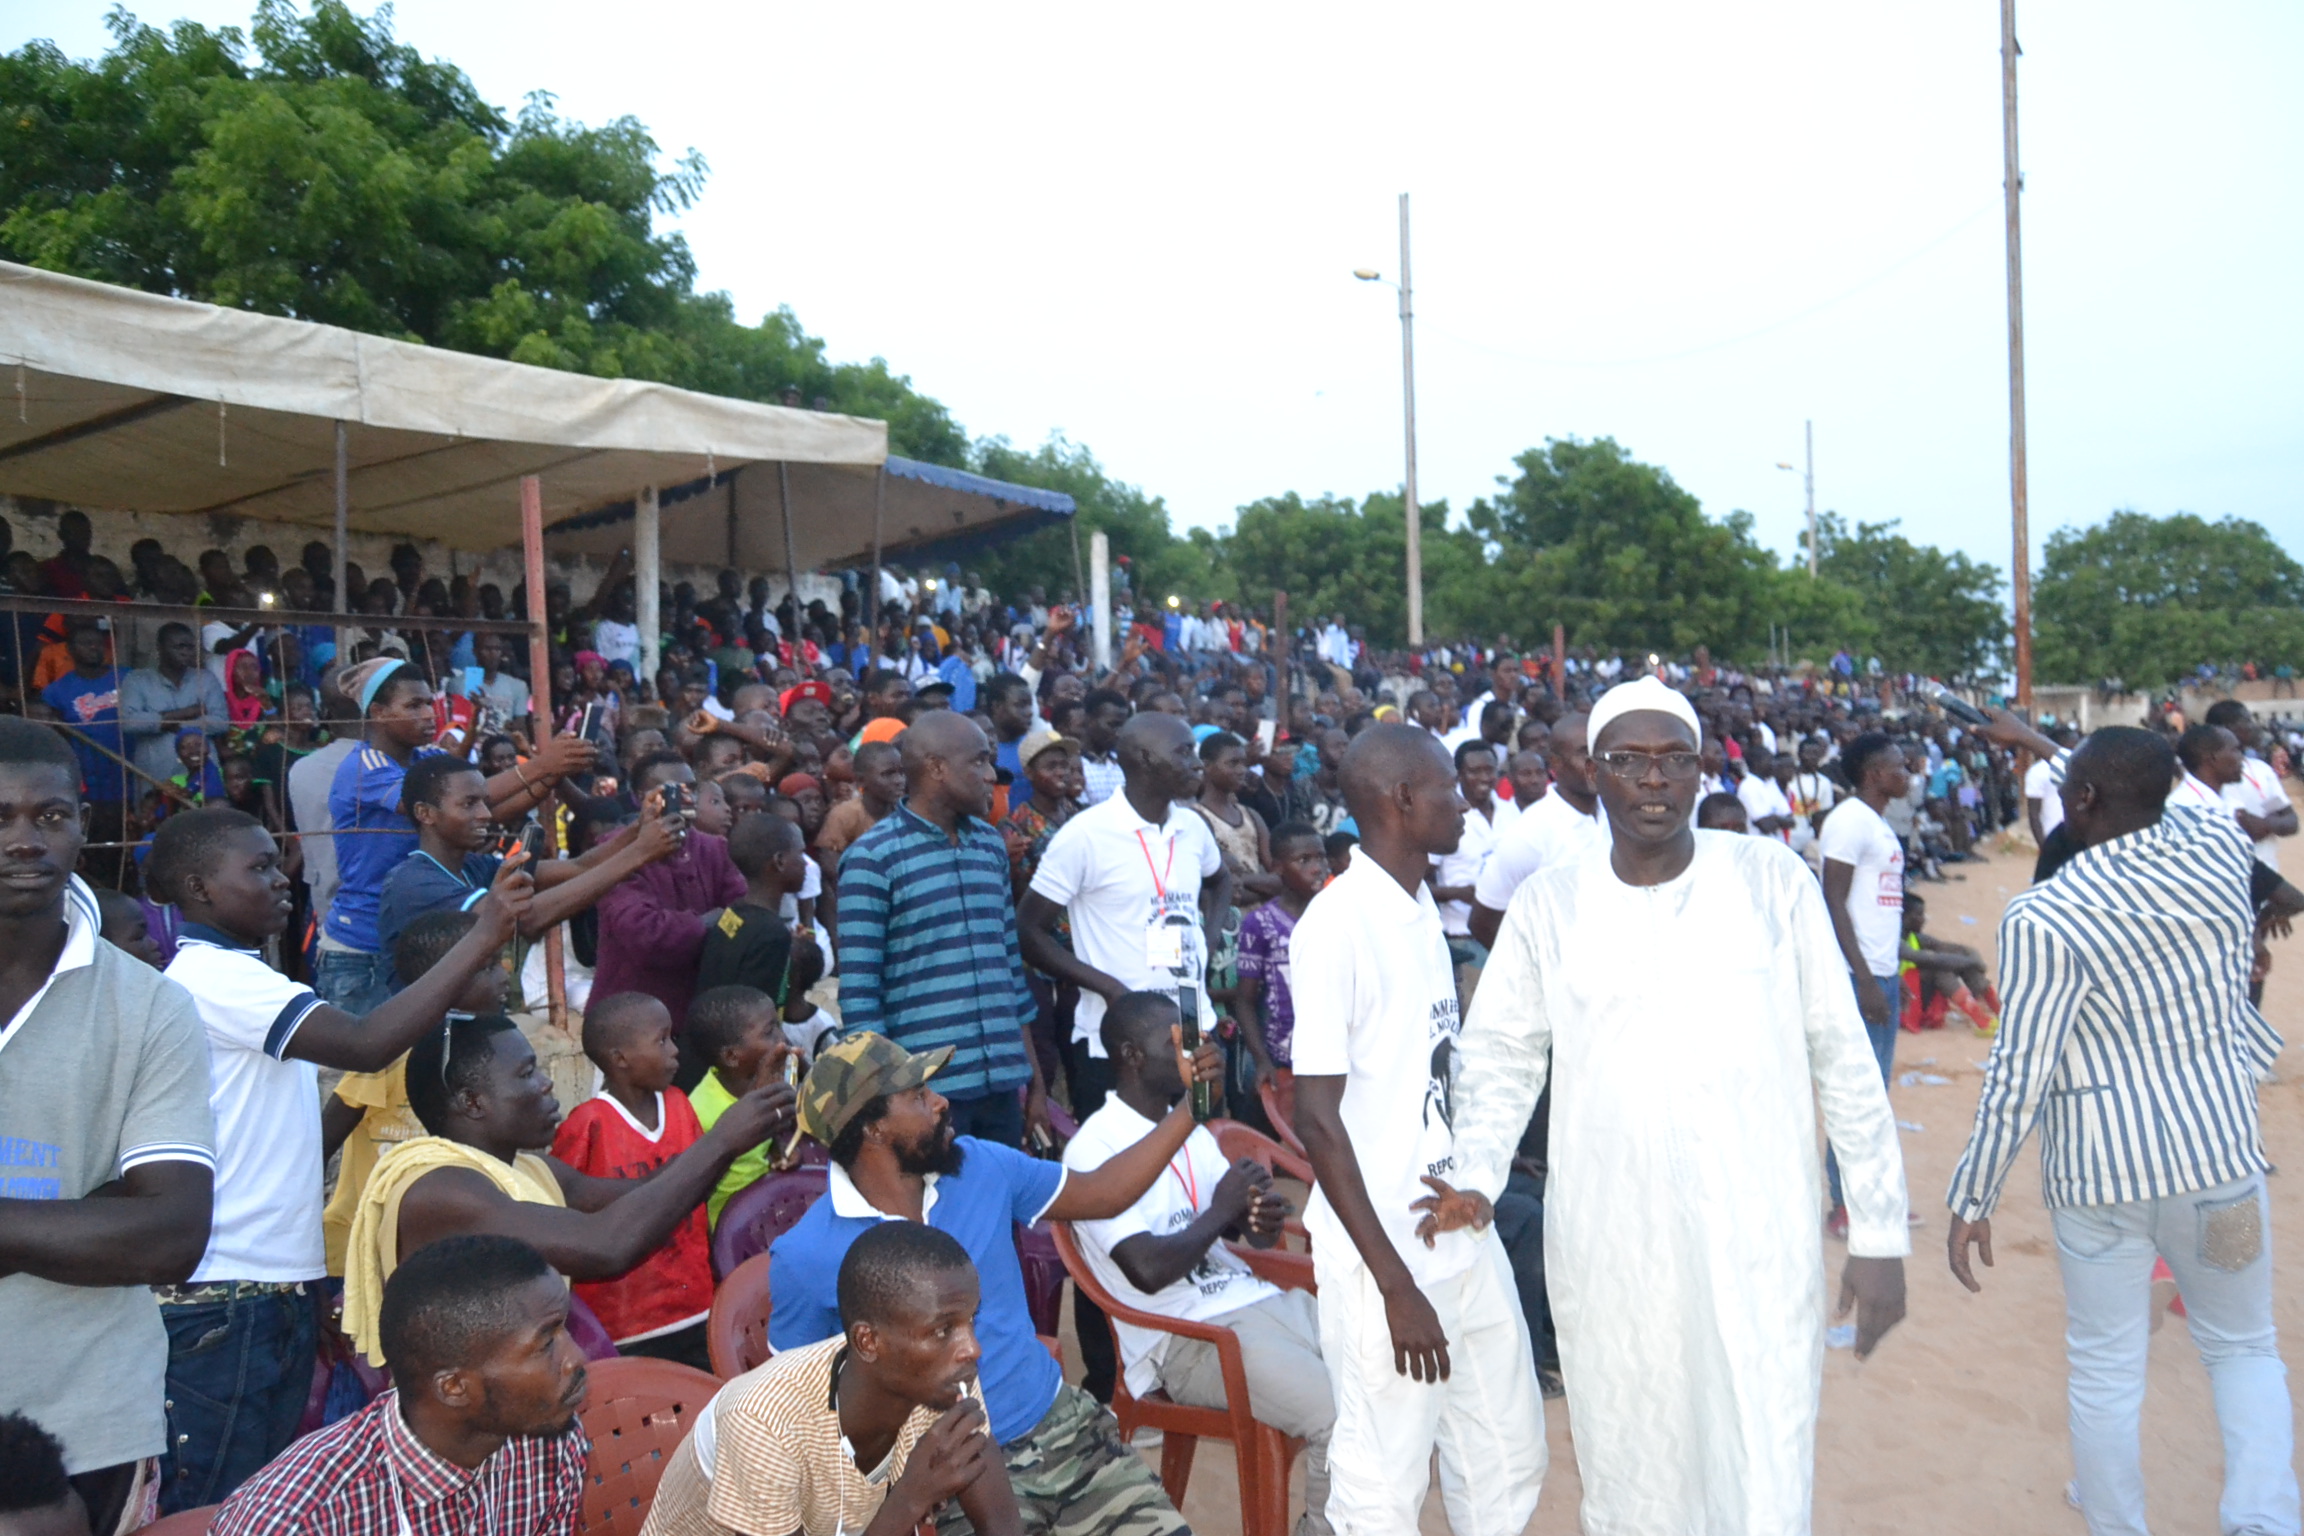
[767,1139,1067,1445]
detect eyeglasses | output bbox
[1593,750,1702,780]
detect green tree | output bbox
[0,3,967,461]
[964,434,1199,605]
[1466,437,1785,656]
[2033,511,2304,687]
[1810,512,2008,680]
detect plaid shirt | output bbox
[211,1390,586,1536]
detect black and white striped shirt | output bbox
[1947,781,2282,1220]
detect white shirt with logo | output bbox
[1030,791,1222,1056]
[1063,1102,1275,1396]
[1817,798,1906,978]
[1290,855,1478,1287]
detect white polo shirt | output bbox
[166,925,329,1281]
[1030,789,1222,1056]
[1471,786,1605,914]
[1289,854,1478,1288]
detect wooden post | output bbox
[635,484,661,686]
[1553,622,1567,695]
[866,466,885,651]
[333,421,350,663]
[778,462,801,626]
[521,475,569,1036]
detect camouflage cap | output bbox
[798,1033,953,1146]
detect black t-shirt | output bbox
[694,902,793,1002]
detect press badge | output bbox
[1146,913,1190,970]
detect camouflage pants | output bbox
[936,1383,1189,1536]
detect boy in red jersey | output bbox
[548,992,715,1370]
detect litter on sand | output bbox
[1898,1071,1953,1087]
[1827,1325,1858,1350]
[1898,1120,1925,1133]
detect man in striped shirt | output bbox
[837,711,1051,1149]
[1947,718,2297,1536]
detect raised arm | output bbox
[396,1083,795,1280]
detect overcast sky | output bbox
[11,1,2301,583]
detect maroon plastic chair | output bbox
[709,1166,829,1280]
[707,1252,775,1378]
[576,1357,720,1536]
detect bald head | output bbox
[1116,709,1204,804]
[1341,722,1463,858]
[899,709,983,777]
[1545,710,1594,799]
[900,709,992,820]
[2063,725,2176,843]
[1118,709,1191,763]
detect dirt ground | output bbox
[1092,831,2304,1535]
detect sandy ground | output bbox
[1084,833,2304,1535]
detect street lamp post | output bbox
[1356,191,1423,647]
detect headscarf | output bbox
[342,657,406,713]
[1586,675,1701,749]
[777,772,822,799]
[225,647,267,726]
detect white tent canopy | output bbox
[0,259,886,550]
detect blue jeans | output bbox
[159,1289,319,1513]
[944,1087,1026,1149]
[2055,1176,2297,1536]
[312,946,392,1016]
[1825,975,1899,1210]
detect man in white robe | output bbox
[1444,674,1909,1536]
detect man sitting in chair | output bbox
[1062,991,1334,1536]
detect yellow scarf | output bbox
[342,1135,565,1365]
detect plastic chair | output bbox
[1013,1221,1066,1338]
[576,1356,721,1536]
[1050,1222,1308,1536]
[709,1166,829,1280]
[134,1508,219,1536]
[1208,1118,1316,1257]
[1256,1068,1306,1155]
[707,1252,775,1378]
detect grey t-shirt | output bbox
[290,736,360,928]
[0,878,216,1473]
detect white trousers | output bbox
[1315,1237,1546,1536]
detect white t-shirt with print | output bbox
[1429,798,1514,937]
[166,930,329,1281]
[1030,791,1222,1056]
[1817,798,1906,977]
[1289,855,1478,1288]
[1063,1101,1275,1396]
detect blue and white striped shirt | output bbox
[834,802,1036,1101]
[1947,782,2282,1220]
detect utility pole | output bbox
[1803,419,1817,577]
[2002,0,2032,709]
[1398,192,1423,647]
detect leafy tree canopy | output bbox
[2034,511,2304,688]
[0,2,967,461]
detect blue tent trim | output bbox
[883,456,1076,516]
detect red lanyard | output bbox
[1134,829,1176,901]
[1168,1149,1199,1209]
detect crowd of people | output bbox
[0,514,2298,1536]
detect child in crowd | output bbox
[169,727,226,805]
[549,992,716,1371]
[95,886,167,968]
[683,985,798,1229]
[1696,790,1749,834]
[693,811,836,1065]
[1322,828,1358,877]
[761,793,826,942]
[320,907,514,1272]
[220,753,268,826]
[1898,892,2001,1037]
[1234,821,1325,1080]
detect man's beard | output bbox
[894,1111,965,1178]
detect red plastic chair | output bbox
[709,1166,829,1280]
[1257,1068,1306,1155]
[1050,1222,1309,1536]
[576,1356,721,1536]
[1208,1118,1316,1258]
[708,1252,775,1378]
[134,1508,219,1536]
